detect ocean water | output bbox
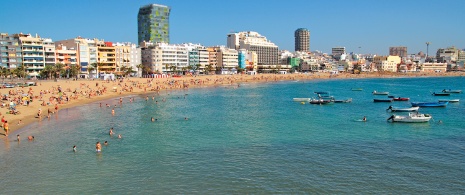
[1,76,465,194]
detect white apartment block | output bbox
[217,46,238,70]
[19,34,50,76]
[140,42,189,74]
[43,38,56,67]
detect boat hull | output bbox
[293,98,311,102]
[438,99,460,103]
[432,93,450,96]
[389,106,420,112]
[374,99,393,102]
[442,89,462,93]
[411,102,448,107]
[393,97,410,101]
[373,92,389,95]
[389,113,432,123]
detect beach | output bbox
[1,71,464,136]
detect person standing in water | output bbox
[96,142,102,152]
[4,120,9,136]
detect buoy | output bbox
[301,102,305,104]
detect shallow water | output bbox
[1,76,465,193]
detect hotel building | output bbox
[227,31,278,65]
[138,4,171,44]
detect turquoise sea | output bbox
[1,76,465,194]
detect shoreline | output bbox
[1,71,464,137]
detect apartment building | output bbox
[55,45,77,67]
[20,34,46,76]
[332,47,345,61]
[0,33,24,69]
[373,55,401,72]
[389,46,408,58]
[56,37,99,77]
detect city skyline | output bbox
[1,0,464,55]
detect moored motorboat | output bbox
[411,102,448,107]
[442,89,462,93]
[438,99,460,103]
[309,98,333,104]
[386,106,420,112]
[373,90,389,95]
[432,92,450,96]
[387,113,432,123]
[374,98,393,102]
[392,97,410,101]
[351,88,363,91]
[293,98,311,102]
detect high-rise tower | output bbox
[138,4,171,45]
[294,28,310,52]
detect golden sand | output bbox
[0,71,463,136]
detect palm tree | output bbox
[164,64,170,74]
[41,64,54,79]
[120,66,128,77]
[136,64,143,77]
[170,65,177,75]
[125,67,134,77]
[70,64,81,79]
[14,65,27,79]
[195,64,201,74]
[205,64,214,75]
[182,67,188,75]
[54,63,65,79]
[143,66,152,75]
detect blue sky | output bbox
[2,0,464,55]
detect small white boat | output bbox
[293,98,311,102]
[373,90,389,95]
[386,106,420,112]
[387,113,432,123]
[438,99,460,103]
[442,89,462,93]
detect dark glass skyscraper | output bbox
[137,4,171,45]
[294,28,310,52]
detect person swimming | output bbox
[362,116,367,121]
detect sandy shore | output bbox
[0,71,463,137]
